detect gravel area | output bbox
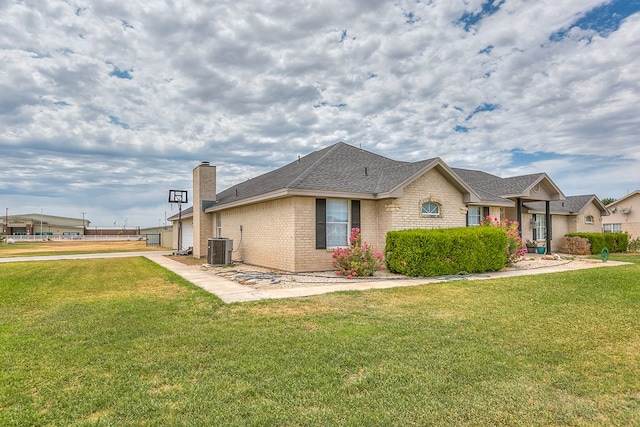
[197,253,580,290]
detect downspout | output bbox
[545,200,551,254]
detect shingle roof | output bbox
[215,142,441,205]
[204,142,564,210]
[453,168,546,199]
[451,168,510,203]
[523,194,604,214]
[167,206,193,221]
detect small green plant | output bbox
[482,216,526,265]
[628,237,640,253]
[332,228,384,278]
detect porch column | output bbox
[516,198,522,237]
[545,200,551,254]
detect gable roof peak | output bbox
[607,189,640,206]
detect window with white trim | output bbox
[467,206,490,226]
[585,215,594,224]
[533,214,546,241]
[316,199,361,249]
[421,202,440,216]
[603,223,621,233]
[326,199,349,247]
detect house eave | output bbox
[513,174,566,201]
[205,188,383,212]
[467,200,515,208]
[606,190,640,207]
[524,209,572,215]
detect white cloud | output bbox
[0,0,639,226]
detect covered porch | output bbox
[502,174,566,254]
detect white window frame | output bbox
[216,213,222,238]
[421,202,440,217]
[533,214,546,241]
[326,199,349,248]
[603,223,621,233]
[468,206,481,226]
[467,206,491,226]
[585,215,594,224]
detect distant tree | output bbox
[601,197,616,206]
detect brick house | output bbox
[520,195,609,244]
[168,142,610,272]
[603,190,640,238]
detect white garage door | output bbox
[180,221,193,250]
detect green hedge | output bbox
[564,232,628,254]
[385,227,508,277]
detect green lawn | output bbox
[607,252,640,264]
[1,257,639,426]
[0,240,168,258]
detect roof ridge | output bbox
[286,142,346,188]
[503,172,545,180]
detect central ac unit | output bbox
[207,238,233,265]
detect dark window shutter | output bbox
[483,206,490,218]
[351,200,361,231]
[316,199,326,249]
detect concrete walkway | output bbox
[171,257,626,303]
[2,251,630,303]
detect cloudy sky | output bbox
[2,0,639,228]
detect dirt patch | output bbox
[190,253,582,291]
[165,255,208,266]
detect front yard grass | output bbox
[1,257,639,426]
[0,240,167,258]
[607,252,640,264]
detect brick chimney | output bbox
[192,161,216,258]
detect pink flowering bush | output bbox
[332,228,385,278]
[482,216,527,265]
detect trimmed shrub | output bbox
[628,237,640,253]
[564,232,628,254]
[559,236,591,255]
[385,227,508,277]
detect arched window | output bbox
[585,215,594,224]
[421,202,440,216]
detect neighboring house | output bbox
[1,213,90,236]
[603,190,640,238]
[167,206,194,250]
[176,142,587,272]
